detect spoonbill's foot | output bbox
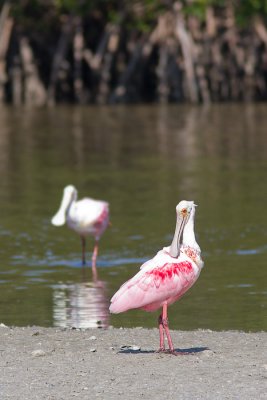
[156,347,166,353]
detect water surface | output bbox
[0,104,266,331]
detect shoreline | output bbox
[1,326,266,399]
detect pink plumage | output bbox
[110,200,204,355]
[110,251,198,313]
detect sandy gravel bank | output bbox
[0,325,266,399]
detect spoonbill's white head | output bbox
[169,200,197,258]
[176,200,195,218]
[51,185,78,226]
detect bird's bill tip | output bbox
[51,213,66,226]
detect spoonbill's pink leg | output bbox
[161,302,176,353]
[159,303,186,356]
[92,241,99,281]
[158,314,165,352]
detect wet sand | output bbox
[0,325,266,399]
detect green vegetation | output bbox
[5,1,267,22]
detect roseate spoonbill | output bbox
[51,185,109,277]
[109,200,203,355]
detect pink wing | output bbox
[92,203,109,239]
[109,258,197,313]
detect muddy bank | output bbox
[0,325,266,399]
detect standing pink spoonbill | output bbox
[51,185,109,277]
[110,200,203,355]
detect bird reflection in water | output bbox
[53,279,109,329]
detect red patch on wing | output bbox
[147,261,193,284]
[93,207,109,229]
[99,207,109,223]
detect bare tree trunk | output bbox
[111,41,143,102]
[0,1,13,103]
[243,41,256,102]
[195,64,210,103]
[157,43,169,103]
[254,16,267,46]
[96,24,120,104]
[0,1,10,37]
[11,56,22,105]
[47,16,73,106]
[20,37,47,106]
[73,16,84,103]
[83,29,110,71]
[111,14,171,102]
[175,11,198,103]
[206,6,217,38]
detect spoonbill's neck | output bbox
[182,211,200,252]
[61,189,76,215]
[51,186,77,226]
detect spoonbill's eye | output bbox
[181,208,187,215]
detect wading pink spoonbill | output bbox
[110,200,203,355]
[51,185,109,277]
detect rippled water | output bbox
[0,104,266,331]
